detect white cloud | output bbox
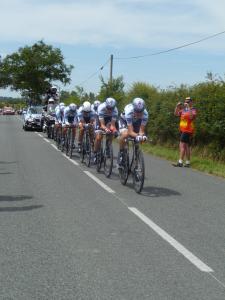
[0,0,225,51]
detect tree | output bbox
[0,41,73,103]
[98,75,125,110]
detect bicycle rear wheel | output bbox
[132,149,145,193]
[118,150,129,185]
[104,141,113,178]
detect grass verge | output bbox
[142,143,225,179]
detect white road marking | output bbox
[62,153,79,165]
[43,138,50,143]
[128,207,214,273]
[37,133,43,137]
[51,144,60,151]
[84,171,115,194]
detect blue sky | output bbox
[1,0,225,97]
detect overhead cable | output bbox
[114,30,225,60]
[78,58,110,86]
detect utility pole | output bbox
[110,54,113,84]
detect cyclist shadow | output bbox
[125,182,181,198]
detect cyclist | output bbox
[117,97,148,166]
[62,103,78,145]
[91,100,101,113]
[43,98,56,134]
[94,97,118,160]
[77,101,96,153]
[54,102,65,142]
[44,85,60,104]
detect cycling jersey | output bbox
[55,107,64,124]
[97,102,118,125]
[124,104,148,126]
[63,106,78,125]
[77,106,96,123]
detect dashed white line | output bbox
[128,207,214,273]
[51,144,60,151]
[36,127,219,279]
[84,171,115,194]
[43,138,50,143]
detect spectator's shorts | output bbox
[180,132,193,145]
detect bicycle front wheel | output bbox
[104,142,113,178]
[132,149,145,193]
[69,132,75,159]
[85,133,92,167]
[118,150,129,185]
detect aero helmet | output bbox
[132,97,145,112]
[93,100,101,109]
[105,97,116,109]
[69,103,77,111]
[83,101,91,112]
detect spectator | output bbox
[173,96,197,167]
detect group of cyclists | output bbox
[40,86,149,191]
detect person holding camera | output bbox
[173,96,197,167]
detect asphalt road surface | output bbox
[0,116,225,300]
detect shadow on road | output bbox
[0,205,43,212]
[141,186,181,197]
[0,172,13,175]
[0,195,33,202]
[124,183,181,197]
[0,161,17,164]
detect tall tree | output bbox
[0,41,73,103]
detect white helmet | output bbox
[48,98,55,104]
[69,103,77,111]
[83,101,91,112]
[59,102,65,107]
[60,105,65,112]
[105,97,116,109]
[50,85,57,92]
[93,100,101,109]
[132,97,145,112]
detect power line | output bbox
[77,58,110,86]
[114,30,225,60]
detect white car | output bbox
[23,106,44,131]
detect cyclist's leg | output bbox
[77,122,84,152]
[118,129,128,166]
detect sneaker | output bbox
[184,163,190,168]
[172,162,183,167]
[77,143,81,153]
[117,151,124,167]
[93,153,97,164]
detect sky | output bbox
[1,0,225,97]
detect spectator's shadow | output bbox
[0,205,43,212]
[0,161,17,164]
[0,172,13,175]
[0,195,33,202]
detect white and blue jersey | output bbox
[63,106,78,125]
[55,107,64,124]
[124,104,149,133]
[97,102,118,125]
[77,106,96,123]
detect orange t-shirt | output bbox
[179,108,197,133]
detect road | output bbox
[0,116,225,300]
